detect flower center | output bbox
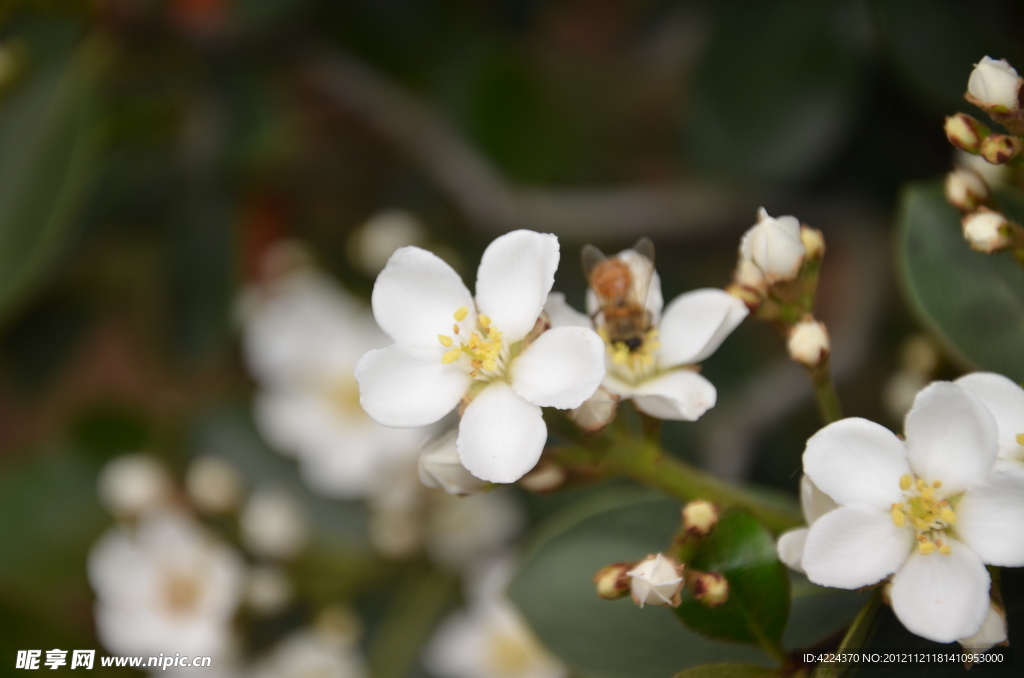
[1014,433,1024,461]
[891,474,958,556]
[485,629,535,676]
[328,378,365,417]
[599,327,660,381]
[162,571,202,614]
[438,306,508,380]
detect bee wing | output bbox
[581,244,608,282]
[621,240,655,311]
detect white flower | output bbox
[955,372,1024,477]
[959,602,1007,652]
[962,210,1012,253]
[240,488,308,560]
[346,208,426,276]
[944,167,990,212]
[547,258,747,423]
[355,230,606,483]
[569,386,618,431]
[419,428,489,496]
[800,382,1024,643]
[627,553,684,608]
[786,320,830,367]
[252,628,367,678]
[967,56,1022,112]
[185,457,243,514]
[426,489,525,571]
[739,208,806,284]
[97,454,173,519]
[241,264,425,499]
[776,475,838,574]
[245,566,293,616]
[424,557,566,678]
[88,511,243,658]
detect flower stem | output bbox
[809,359,843,425]
[810,590,883,678]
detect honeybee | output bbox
[582,237,656,351]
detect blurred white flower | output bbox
[955,372,1024,477]
[418,429,488,496]
[775,475,838,574]
[185,457,243,514]
[97,454,173,519]
[252,628,367,678]
[967,56,1022,112]
[944,167,990,212]
[426,489,525,571]
[245,565,293,616]
[240,488,308,560]
[346,209,426,276]
[88,511,243,659]
[425,557,566,678]
[241,258,426,499]
[739,208,806,284]
[356,230,605,483]
[627,553,684,608]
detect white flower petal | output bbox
[777,528,808,574]
[475,230,559,343]
[890,539,991,644]
[629,369,717,421]
[355,345,470,428]
[657,289,748,367]
[803,418,911,508]
[544,292,592,328]
[802,505,913,589]
[457,381,547,483]
[511,326,605,409]
[955,472,1024,566]
[955,372,1024,461]
[371,246,474,346]
[905,382,998,494]
[800,475,839,524]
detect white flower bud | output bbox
[733,257,766,291]
[570,386,619,431]
[241,488,308,560]
[418,430,487,496]
[787,320,830,367]
[962,210,1013,253]
[518,462,566,493]
[944,168,990,212]
[346,209,425,275]
[945,113,989,153]
[681,500,719,537]
[739,208,806,284]
[246,565,293,615]
[958,602,1007,652]
[185,456,244,514]
[980,134,1023,165]
[799,226,825,260]
[627,553,684,608]
[967,56,1022,112]
[593,562,633,600]
[97,454,172,519]
[692,572,729,607]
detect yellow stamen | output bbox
[920,485,934,500]
[939,544,952,556]
[891,506,906,528]
[441,348,462,364]
[478,314,491,327]
[438,335,453,347]
[918,542,937,555]
[932,480,942,489]
[453,324,461,334]
[916,478,927,492]
[1017,433,1024,446]
[453,306,468,321]
[940,508,957,525]
[900,474,913,491]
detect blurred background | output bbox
[2,1,1023,677]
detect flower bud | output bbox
[185,456,244,514]
[787,320,830,367]
[692,572,729,608]
[346,209,425,276]
[967,56,1023,113]
[570,386,619,431]
[980,134,1023,164]
[681,500,719,537]
[799,226,825,261]
[733,257,766,292]
[98,454,173,519]
[962,210,1013,253]
[418,430,487,496]
[944,167,990,212]
[519,462,566,493]
[958,602,1007,652]
[627,553,684,608]
[246,565,293,615]
[593,562,633,600]
[944,113,990,153]
[739,208,806,284]
[726,283,762,312]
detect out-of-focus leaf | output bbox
[71,403,153,462]
[509,492,772,678]
[687,0,870,184]
[0,33,102,328]
[899,181,1024,380]
[675,510,789,649]
[784,571,870,650]
[675,665,782,678]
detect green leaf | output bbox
[898,181,1024,380]
[675,510,789,651]
[509,492,773,678]
[0,32,102,328]
[675,664,782,678]
[784,571,870,651]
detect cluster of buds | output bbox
[944,58,1024,257]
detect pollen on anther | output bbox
[939,544,952,556]
[900,474,913,491]
[438,335,454,347]
[940,507,957,524]
[441,349,461,364]
[478,314,491,327]
[918,542,937,555]
[891,507,906,528]
[1017,433,1024,446]
[932,480,942,489]
[453,306,469,322]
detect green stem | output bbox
[809,359,843,425]
[810,590,883,678]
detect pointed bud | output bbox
[593,562,633,600]
[418,430,487,496]
[692,572,729,607]
[958,602,1007,653]
[945,113,991,153]
[682,500,719,537]
[787,319,830,367]
[967,56,1023,113]
[944,167,990,212]
[962,209,1013,253]
[799,226,825,260]
[627,553,684,608]
[739,208,806,284]
[980,134,1023,164]
[570,386,619,432]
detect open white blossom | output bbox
[355,230,606,483]
[425,557,566,678]
[801,381,1024,643]
[739,208,806,284]
[241,262,425,499]
[967,56,1022,112]
[776,475,838,574]
[88,511,243,659]
[546,253,747,422]
[252,627,367,678]
[426,489,525,570]
[955,372,1024,477]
